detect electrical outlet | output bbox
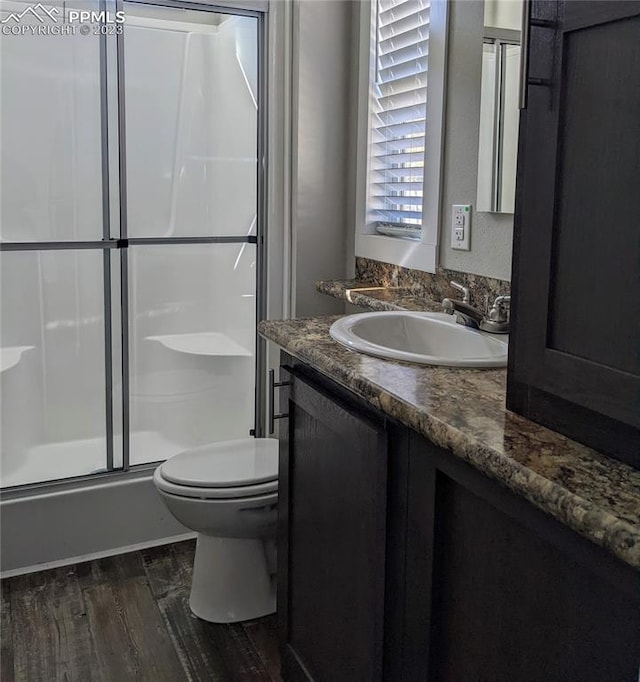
[451,204,471,250]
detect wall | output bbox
[290,0,513,298]
[346,0,514,282]
[439,0,513,281]
[485,0,522,30]
[290,0,353,316]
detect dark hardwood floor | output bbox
[0,540,280,682]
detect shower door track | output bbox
[0,237,257,251]
[0,0,268,494]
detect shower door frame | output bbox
[0,0,268,492]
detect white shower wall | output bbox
[0,6,260,487]
[0,0,103,243]
[127,243,257,460]
[0,3,108,486]
[125,11,259,464]
[125,13,257,239]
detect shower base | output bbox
[1,430,186,489]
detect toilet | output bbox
[153,438,278,623]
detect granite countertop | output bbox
[316,279,442,312]
[258,314,640,570]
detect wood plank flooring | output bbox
[0,540,280,682]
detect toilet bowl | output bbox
[153,438,278,623]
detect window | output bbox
[355,0,448,273]
[369,0,429,239]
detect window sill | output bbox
[355,233,437,274]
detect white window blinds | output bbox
[369,0,430,235]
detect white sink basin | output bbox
[330,311,508,368]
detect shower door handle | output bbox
[268,369,291,435]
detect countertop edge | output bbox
[259,321,640,571]
[315,279,434,312]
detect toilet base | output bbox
[189,534,276,623]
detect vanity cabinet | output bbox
[406,434,639,682]
[277,363,389,681]
[277,355,640,682]
[508,0,640,467]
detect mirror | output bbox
[476,0,523,214]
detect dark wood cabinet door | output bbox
[405,434,640,682]
[277,364,388,682]
[508,0,640,466]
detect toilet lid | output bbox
[159,438,278,488]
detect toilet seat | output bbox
[154,468,278,499]
[155,438,278,500]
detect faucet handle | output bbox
[487,295,511,322]
[450,281,471,304]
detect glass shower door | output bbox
[0,1,112,487]
[121,4,260,465]
[0,0,264,488]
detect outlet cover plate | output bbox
[451,204,471,250]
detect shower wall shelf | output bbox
[0,346,34,374]
[146,332,252,357]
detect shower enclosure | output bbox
[0,0,265,490]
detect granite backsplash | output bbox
[355,257,510,311]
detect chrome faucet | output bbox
[442,281,510,334]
